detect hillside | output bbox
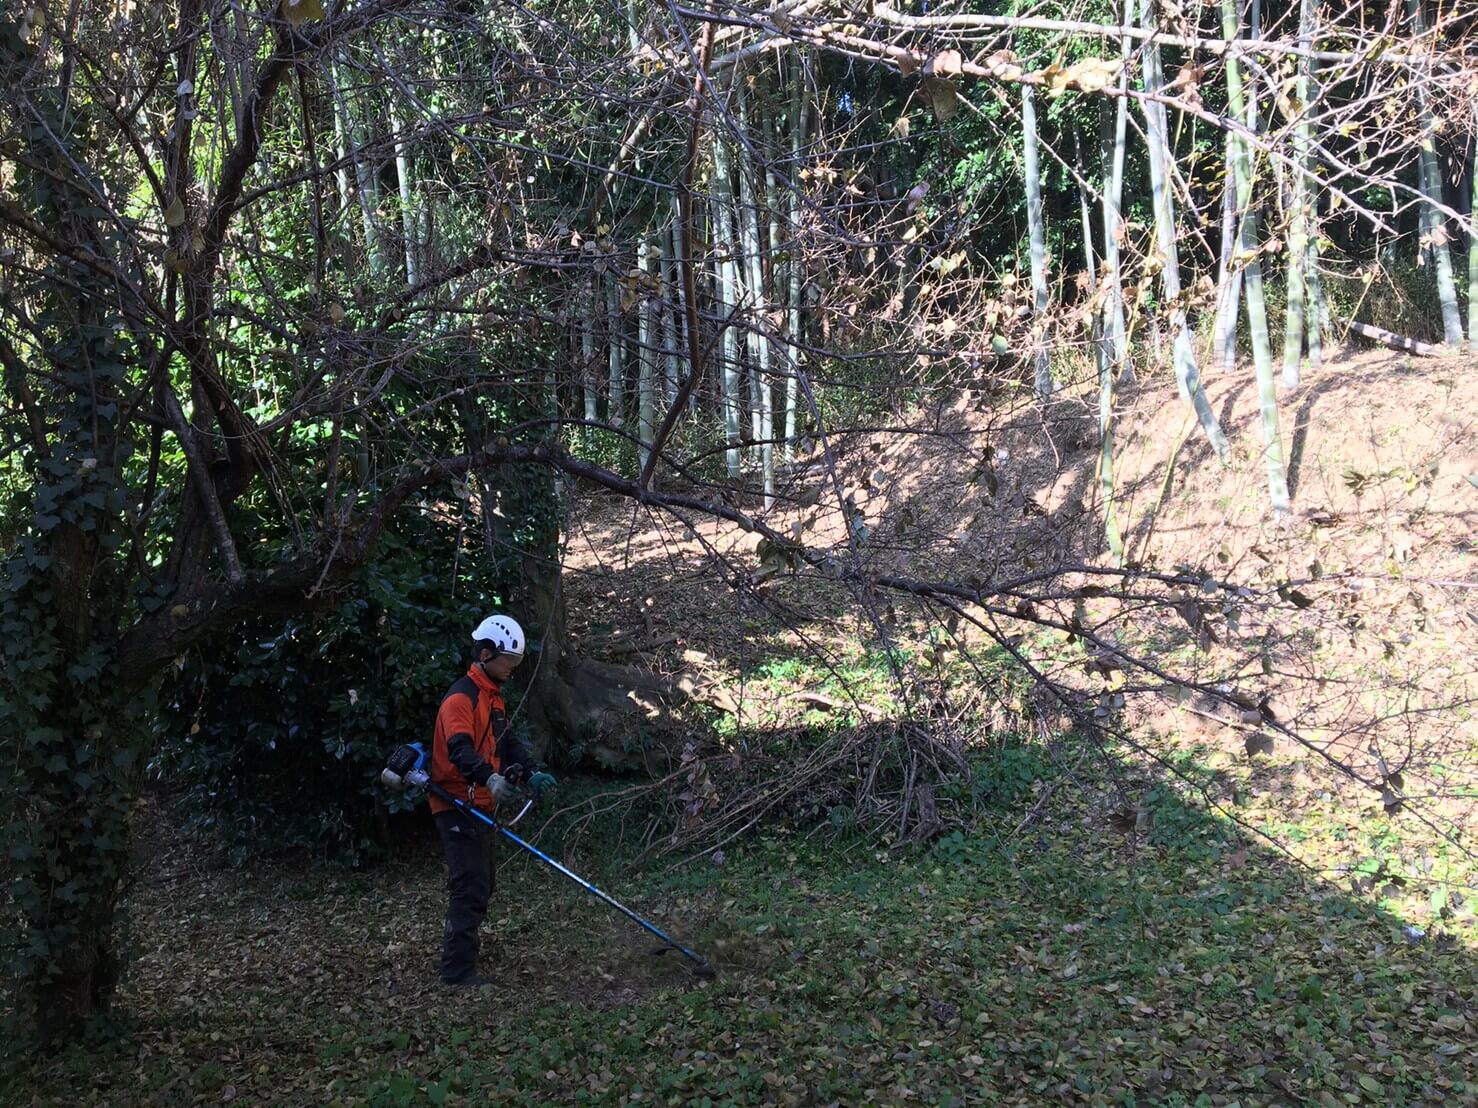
[560,346,1477,926]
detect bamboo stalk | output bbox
[1141,0,1230,462]
[1281,0,1310,392]
[1022,84,1052,398]
[606,264,624,427]
[387,99,419,287]
[1100,9,1131,379]
[1221,0,1291,513]
[712,130,744,478]
[785,48,807,455]
[1470,105,1478,351]
[582,271,598,428]
[638,232,658,471]
[1075,131,1098,290]
[736,80,774,500]
[1407,0,1463,348]
[1299,0,1325,369]
[663,206,683,407]
[1347,319,1444,356]
[330,54,384,279]
[1212,146,1242,373]
[1281,193,1307,388]
[1097,3,1129,563]
[1076,127,1110,387]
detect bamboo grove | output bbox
[2,0,1476,1048]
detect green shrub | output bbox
[150,514,502,865]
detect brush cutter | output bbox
[381,742,716,980]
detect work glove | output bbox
[528,771,557,799]
[502,762,531,787]
[483,772,508,802]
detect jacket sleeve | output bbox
[440,693,498,787]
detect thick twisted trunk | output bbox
[5,455,140,1047]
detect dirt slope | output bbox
[561,348,1474,690]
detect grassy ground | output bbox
[4,769,1473,1107]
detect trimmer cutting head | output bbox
[690,960,717,981]
[654,945,717,980]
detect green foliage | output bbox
[144,342,564,866]
[566,422,641,477]
[968,739,1057,811]
[151,512,497,866]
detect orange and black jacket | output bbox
[429,664,537,814]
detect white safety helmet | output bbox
[471,613,525,661]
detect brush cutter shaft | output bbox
[423,781,711,973]
[498,825,709,967]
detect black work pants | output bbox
[434,808,497,984]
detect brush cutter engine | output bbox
[381,742,429,790]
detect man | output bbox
[429,613,556,987]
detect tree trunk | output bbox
[1022,85,1053,399]
[1141,0,1230,461]
[4,331,139,1050]
[24,788,132,1050]
[1221,0,1291,513]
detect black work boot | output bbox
[443,974,494,988]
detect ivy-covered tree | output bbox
[0,0,576,1047]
